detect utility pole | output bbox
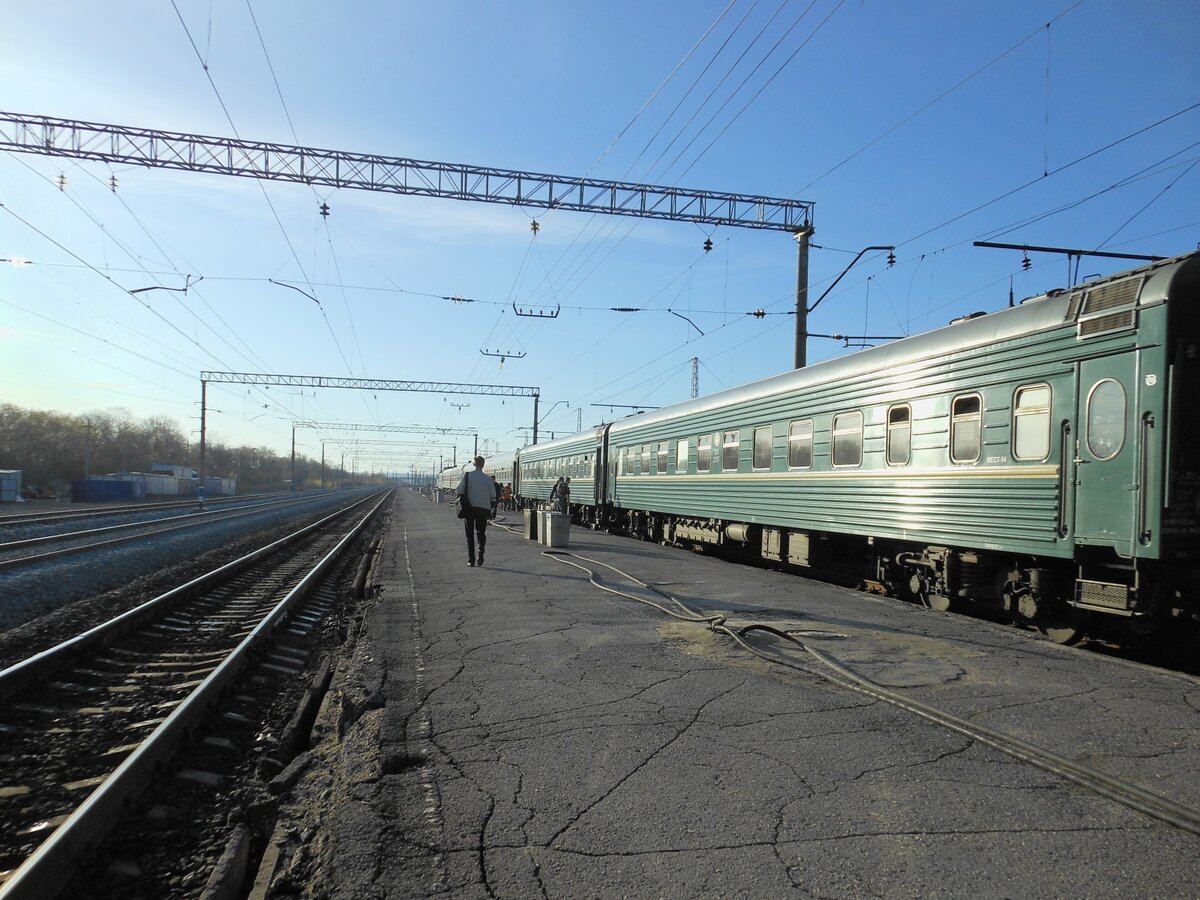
[198,379,207,507]
[321,442,325,489]
[83,418,93,479]
[290,425,296,492]
[793,227,814,369]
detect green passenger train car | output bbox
[512,252,1200,643]
[515,429,605,517]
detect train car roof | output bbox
[609,251,1199,437]
[517,427,606,458]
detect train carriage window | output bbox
[1013,385,1052,460]
[1087,379,1126,460]
[723,431,740,471]
[676,438,689,473]
[657,441,668,473]
[832,412,864,467]
[641,444,651,474]
[753,425,772,470]
[698,434,712,472]
[625,447,634,475]
[887,406,911,466]
[951,394,983,464]
[788,420,813,468]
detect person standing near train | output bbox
[456,456,498,567]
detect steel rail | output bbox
[0,493,354,571]
[0,490,391,899]
[0,492,325,551]
[0,490,385,698]
[0,494,255,527]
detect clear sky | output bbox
[1,0,1196,477]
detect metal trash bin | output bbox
[524,508,538,541]
[545,512,570,548]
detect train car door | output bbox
[1073,353,1140,555]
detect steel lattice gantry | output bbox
[199,372,539,493]
[0,112,813,233]
[202,372,539,398]
[296,421,478,437]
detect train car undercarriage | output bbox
[600,505,1199,647]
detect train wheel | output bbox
[1038,606,1088,645]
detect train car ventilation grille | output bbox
[1079,309,1137,337]
[1064,290,1085,321]
[1078,277,1143,317]
[1075,276,1142,338]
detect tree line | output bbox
[0,404,380,496]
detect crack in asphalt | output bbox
[544,681,744,849]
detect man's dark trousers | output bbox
[464,507,490,564]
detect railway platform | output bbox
[262,488,1200,898]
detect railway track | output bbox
[0,492,351,571]
[0,490,390,898]
[0,493,276,527]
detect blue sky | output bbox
[1,0,1196,476]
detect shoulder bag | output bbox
[455,473,471,519]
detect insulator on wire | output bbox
[703,238,713,252]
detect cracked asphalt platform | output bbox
[275,490,1200,898]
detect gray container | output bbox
[524,508,538,541]
[544,513,570,548]
[0,470,21,502]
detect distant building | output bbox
[152,463,196,479]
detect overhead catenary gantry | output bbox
[0,111,819,363]
[199,371,538,499]
[0,112,813,232]
[295,421,480,457]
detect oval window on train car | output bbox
[1086,379,1126,460]
[1013,384,1051,460]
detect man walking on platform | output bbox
[456,456,498,567]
